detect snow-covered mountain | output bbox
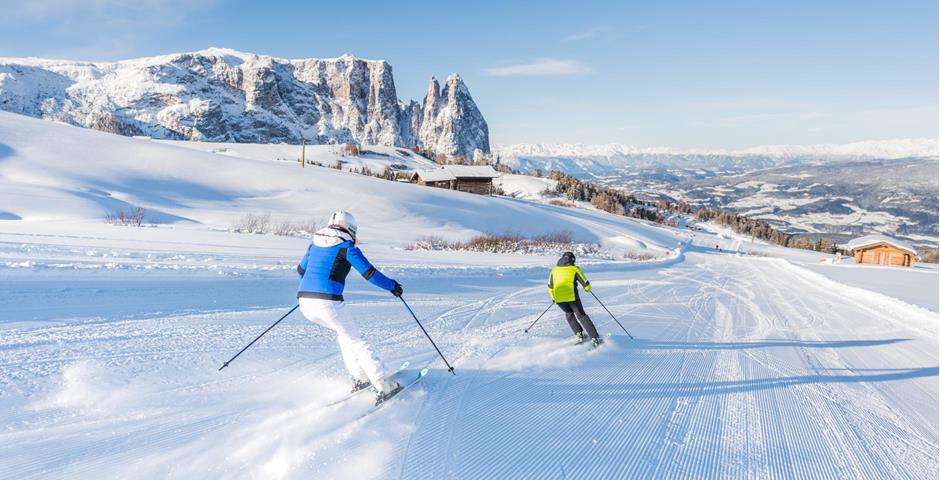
[497,139,938,165]
[495,138,939,174]
[0,48,490,158]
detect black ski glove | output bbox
[391,281,403,297]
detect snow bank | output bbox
[802,262,939,312]
[773,258,938,335]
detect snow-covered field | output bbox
[494,173,557,200]
[1,113,937,479]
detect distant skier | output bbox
[296,211,405,403]
[547,251,603,347]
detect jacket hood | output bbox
[556,252,576,266]
[313,226,354,247]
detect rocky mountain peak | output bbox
[0,49,489,158]
[424,77,441,112]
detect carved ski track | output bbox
[743,262,861,477]
[705,258,937,478]
[744,260,938,477]
[646,262,733,479]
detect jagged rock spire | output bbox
[0,49,490,158]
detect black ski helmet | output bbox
[558,251,576,266]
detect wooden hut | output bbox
[846,235,917,267]
[442,165,499,195]
[412,169,457,189]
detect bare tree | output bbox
[105,207,147,227]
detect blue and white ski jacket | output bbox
[296,227,396,301]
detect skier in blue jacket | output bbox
[297,211,404,402]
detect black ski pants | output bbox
[557,298,599,339]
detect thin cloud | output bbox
[2,0,217,60]
[485,59,592,77]
[6,0,215,25]
[690,112,828,128]
[560,26,612,43]
[685,98,816,110]
[857,105,937,117]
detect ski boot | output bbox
[350,378,372,394]
[574,331,585,345]
[591,337,604,348]
[374,379,403,406]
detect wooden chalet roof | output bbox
[441,165,499,179]
[414,168,457,182]
[845,235,917,255]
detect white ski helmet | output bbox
[328,210,358,238]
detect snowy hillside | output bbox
[493,173,557,200]
[0,111,676,255]
[161,140,439,175]
[0,111,937,479]
[0,48,490,158]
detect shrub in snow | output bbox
[407,235,451,251]
[104,207,146,227]
[548,199,576,208]
[231,215,318,237]
[407,230,605,257]
[273,219,320,238]
[343,143,360,156]
[623,251,657,262]
[920,248,939,263]
[231,213,270,234]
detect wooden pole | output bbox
[300,139,306,168]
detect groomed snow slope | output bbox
[0,244,935,479]
[0,113,936,479]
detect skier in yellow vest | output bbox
[548,251,602,347]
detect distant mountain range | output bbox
[495,139,938,175]
[495,140,939,248]
[0,48,490,158]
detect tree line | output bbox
[547,171,695,228]
[692,208,791,246]
[544,170,806,248]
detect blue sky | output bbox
[1,0,936,147]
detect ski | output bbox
[325,360,410,407]
[581,332,614,348]
[573,332,613,346]
[364,366,430,414]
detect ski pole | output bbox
[218,304,299,371]
[399,296,456,375]
[523,301,555,333]
[589,291,634,339]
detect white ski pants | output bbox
[298,297,388,384]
